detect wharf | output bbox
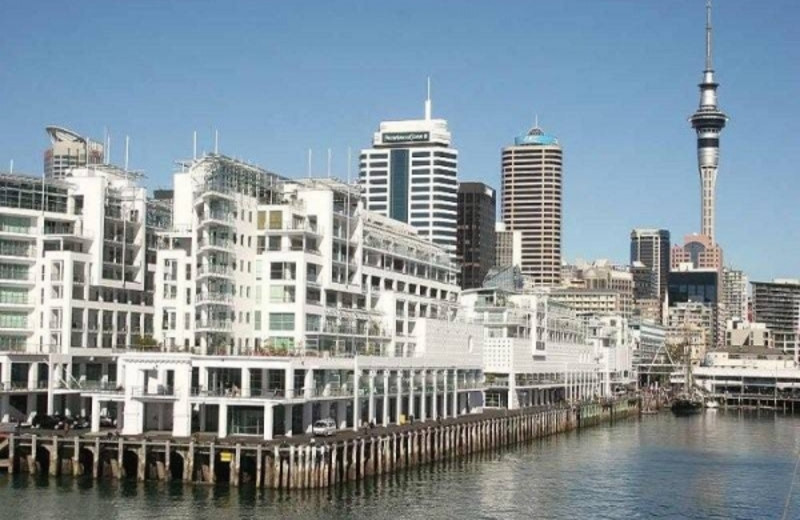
[707,393,800,412]
[0,398,639,490]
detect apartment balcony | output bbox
[198,212,236,229]
[194,189,236,204]
[130,385,177,400]
[0,244,35,262]
[263,222,323,236]
[0,270,34,286]
[196,292,234,305]
[195,319,233,332]
[0,226,37,237]
[0,381,41,393]
[197,237,235,254]
[0,296,33,309]
[0,319,33,332]
[196,264,234,279]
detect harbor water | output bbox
[1,411,798,520]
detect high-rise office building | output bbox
[456,182,496,289]
[668,268,722,348]
[44,126,104,179]
[359,85,458,257]
[501,124,562,286]
[630,229,670,303]
[689,0,728,243]
[751,279,800,352]
[722,267,748,322]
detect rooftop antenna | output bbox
[9,160,13,174]
[107,133,112,165]
[104,127,109,163]
[193,131,197,160]
[535,114,539,128]
[425,76,432,120]
[307,149,312,176]
[705,0,713,71]
[327,148,332,178]
[347,147,351,184]
[124,136,130,172]
[214,129,219,154]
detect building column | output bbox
[218,402,228,438]
[408,370,416,421]
[263,404,274,441]
[336,400,347,430]
[27,362,38,390]
[285,366,294,399]
[367,370,376,424]
[87,396,99,433]
[304,369,314,399]
[352,369,362,430]
[241,367,251,397]
[431,369,438,420]
[264,403,275,441]
[451,369,459,416]
[420,369,427,422]
[284,404,293,437]
[382,370,390,426]
[395,370,403,424]
[442,370,449,419]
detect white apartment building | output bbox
[94,154,484,439]
[0,164,162,424]
[459,288,612,410]
[586,315,635,392]
[359,92,458,259]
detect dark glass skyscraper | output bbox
[630,229,671,303]
[456,182,496,289]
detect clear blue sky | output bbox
[1,0,798,283]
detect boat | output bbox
[671,395,703,415]
[704,399,719,409]
[671,338,703,416]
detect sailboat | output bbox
[671,339,703,416]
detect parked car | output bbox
[312,418,337,437]
[32,414,62,430]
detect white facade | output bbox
[0,165,161,424]
[102,154,483,439]
[359,96,458,259]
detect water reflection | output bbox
[1,412,798,520]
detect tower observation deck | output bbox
[689,0,729,244]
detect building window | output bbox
[306,314,321,332]
[269,211,282,230]
[269,313,295,331]
[389,149,409,223]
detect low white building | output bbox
[459,288,612,410]
[686,347,800,397]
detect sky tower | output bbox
[689,0,729,244]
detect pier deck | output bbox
[0,398,639,490]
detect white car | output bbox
[312,418,336,437]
